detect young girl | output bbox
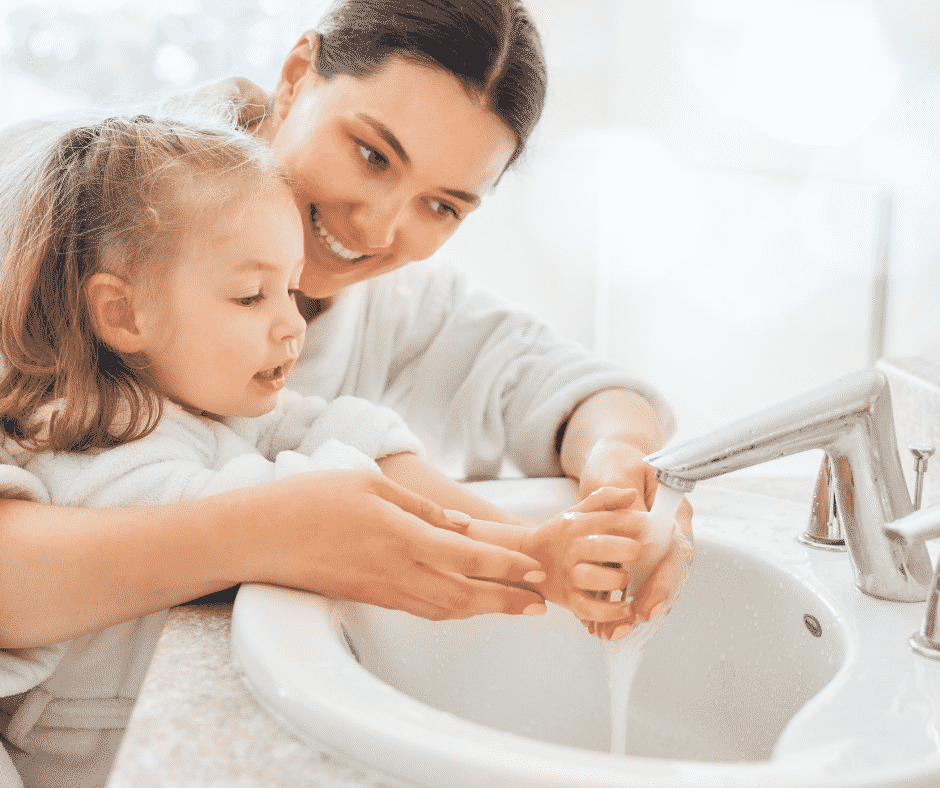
[0,115,662,788]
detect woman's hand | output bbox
[236,469,547,620]
[161,76,272,132]
[586,494,694,641]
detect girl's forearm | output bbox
[0,496,241,649]
[377,452,528,526]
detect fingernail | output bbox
[611,623,633,640]
[443,509,471,526]
[522,603,547,616]
[523,570,547,583]
[649,602,664,619]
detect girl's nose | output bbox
[349,194,408,249]
[275,295,307,343]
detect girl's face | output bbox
[266,52,518,299]
[135,186,308,419]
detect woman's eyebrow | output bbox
[354,112,481,207]
[356,112,409,164]
[441,188,480,208]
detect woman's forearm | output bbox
[558,388,665,479]
[0,496,241,649]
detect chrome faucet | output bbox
[644,368,932,603]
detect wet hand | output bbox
[519,487,649,623]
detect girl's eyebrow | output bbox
[231,260,279,274]
[354,112,482,208]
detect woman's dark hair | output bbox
[314,0,547,166]
[0,114,287,452]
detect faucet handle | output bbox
[884,505,940,660]
[910,444,935,510]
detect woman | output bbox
[0,3,690,782]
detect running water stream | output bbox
[605,484,685,755]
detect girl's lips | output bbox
[252,360,295,391]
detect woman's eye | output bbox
[429,199,459,220]
[234,293,263,307]
[358,143,389,170]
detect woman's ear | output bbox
[85,272,146,354]
[274,31,320,120]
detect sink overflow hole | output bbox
[339,623,362,663]
[803,614,822,638]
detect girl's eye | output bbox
[429,199,459,220]
[358,143,390,171]
[234,293,263,307]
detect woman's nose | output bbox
[349,194,408,249]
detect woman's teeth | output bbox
[312,217,367,262]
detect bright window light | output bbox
[733,1,899,146]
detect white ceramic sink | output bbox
[231,478,940,788]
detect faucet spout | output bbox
[645,368,931,602]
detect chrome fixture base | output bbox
[909,632,940,661]
[797,533,847,552]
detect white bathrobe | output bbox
[0,390,423,788]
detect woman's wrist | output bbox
[558,388,664,479]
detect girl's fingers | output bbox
[570,562,629,592]
[573,534,641,564]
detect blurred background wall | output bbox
[0,0,938,470]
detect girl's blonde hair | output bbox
[0,114,288,452]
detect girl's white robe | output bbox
[0,391,422,788]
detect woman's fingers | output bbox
[567,592,633,622]
[413,522,542,580]
[567,486,639,514]
[416,567,547,617]
[372,474,467,532]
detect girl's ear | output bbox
[85,272,146,354]
[274,31,320,121]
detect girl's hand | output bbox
[241,470,547,620]
[519,487,648,623]
[575,439,694,640]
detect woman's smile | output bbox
[310,209,370,264]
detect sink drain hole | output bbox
[803,614,822,637]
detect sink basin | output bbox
[231,478,940,788]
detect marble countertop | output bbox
[105,475,817,788]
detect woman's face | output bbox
[266,51,518,299]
